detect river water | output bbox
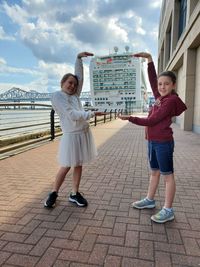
[0,101,54,140]
[0,100,88,140]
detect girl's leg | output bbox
[147,170,160,200]
[72,165,82,193]
[44,166,70,208]
[69,166,87,207]
[53,166,71,192]
[155,141,175,208]
[164,173,176,208]
[151,173,175,223]
[147,141,160,200]
[132,170,160,209]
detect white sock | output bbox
[146,197,154,202]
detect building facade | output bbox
[158,0,200,133]
[89,47,148,113]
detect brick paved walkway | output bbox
[0,119,200,267]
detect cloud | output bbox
[0,61,40,75]
[19,21,77,63]
[0,83,17,92]
[2,0,161,64]
[3,2,29,25]
[38,58,91,92]
[134,16,146,35]
[0,57,7,65]
[72,16,128,45]
[0,80,48,93]
[150,1,162,9]
[0,0,162,93]
[96,0,161,16]
[72,18,107,44]
[0,26,15,41]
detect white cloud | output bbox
[0,57,7,65]
[0,80,47,93]
[3,0,159,61]
[38,58,91,92]
[3,2,29,25]
[0,26,15,41]
[0,62,40,75]
[0,83,16,92]
[148,27,159,40]
[38,60,73,80]
[0,0,162,93]
[108,18,128,42]
[150,0,162,9]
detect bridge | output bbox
[0,87,91,102]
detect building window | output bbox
[178,0,187,38]
[166,25,171,62]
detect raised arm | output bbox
[75,52,94,96]
[134,52,160,99]
[134,52,153,64]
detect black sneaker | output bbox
[44,191,58,208]
[69,192,88,207]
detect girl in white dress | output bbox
[44,52,103,208]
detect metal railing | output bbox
[0,103,123,153]
[50,108,123,140]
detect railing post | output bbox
[104,109,107,123]
[94,114,97,126]
[50,109,55,140]
[118,109,120,117]
[115,109,117,119]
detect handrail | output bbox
[0,102,51,108]
[0,103,123,154]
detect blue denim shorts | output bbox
[148,140,174,175]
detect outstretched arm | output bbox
[133,52,160,99]
[119,98,176,126]
[75,52,94,96]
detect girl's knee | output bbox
[60,166,70,173]
[74,165,82,170]
[151,170,160,177]
[164,174,174,181]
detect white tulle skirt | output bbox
[58,127,97,167]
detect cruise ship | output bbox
[89,47,148,113]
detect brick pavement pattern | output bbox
[0,119,200,267]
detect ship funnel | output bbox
[125,46,129,52]
[114,46,118,53]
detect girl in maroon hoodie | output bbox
[119,52,187,223]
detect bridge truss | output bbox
[0,87,91,102]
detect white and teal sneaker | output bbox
[131,198,156,209]
[151,208,174,223]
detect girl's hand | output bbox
[118,115,131,120]
[78,52,94,58]
[133,52,152,63]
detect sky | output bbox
[0,0,162,94]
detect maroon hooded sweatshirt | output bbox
[129,62,187,142]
